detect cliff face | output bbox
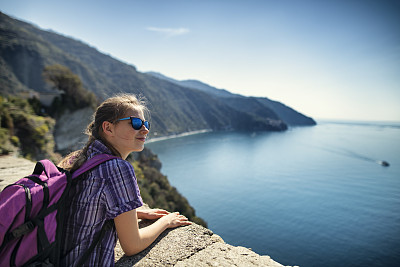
[53,107,94,154]
[0,156,293,267]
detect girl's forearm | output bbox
[123,217,169,256]
[116,210,189,256]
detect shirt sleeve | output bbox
[103,159,143,219]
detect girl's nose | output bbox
[140,125,149,133]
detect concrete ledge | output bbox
[0,155,36,191]
[115,223,220,266]
[175,242,285,267]
[115,221,287,267]
[115,206,289,267]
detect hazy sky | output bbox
[1,0,399,121]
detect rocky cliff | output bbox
[0,155,295,266]
[53,107,94,154]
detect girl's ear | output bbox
[102,121,114,137]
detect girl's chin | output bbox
[132,145,145,152]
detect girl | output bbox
[58,94,191,266]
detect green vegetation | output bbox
[0,95,59,161]
[42,64,98,117]
[129,149,207,227]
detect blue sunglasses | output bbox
[118,117,150,130]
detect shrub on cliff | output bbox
[42,64,98,117]
[0,95,60,161]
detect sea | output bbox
[146,120,400,267]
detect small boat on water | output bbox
[377,160,390,167]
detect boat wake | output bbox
[319,146,390,167]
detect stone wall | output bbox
[0,155,294,266]
[115,205,289,267]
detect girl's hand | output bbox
[137,209,169,220]
[160,212,192,228]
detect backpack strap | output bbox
[70,154,119,266]
[33,159,63,178]
[72,154,119,179]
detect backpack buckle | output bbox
[11,221,35,239]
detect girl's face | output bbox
[105,107,149,159]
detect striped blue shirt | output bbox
[61,140,143,266]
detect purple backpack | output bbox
[0,154,118,267]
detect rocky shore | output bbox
[0,155,294,266]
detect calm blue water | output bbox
[146,121,400,267]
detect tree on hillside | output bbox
[42,64,98,115]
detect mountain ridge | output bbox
[146,71,316,126]
[1,11,315,141]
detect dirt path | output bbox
[0,155,36,191]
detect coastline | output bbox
[147,129,212,143]
[316,119,400,127]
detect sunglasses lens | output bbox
[130,118,150,130]
[131,118,143,130]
